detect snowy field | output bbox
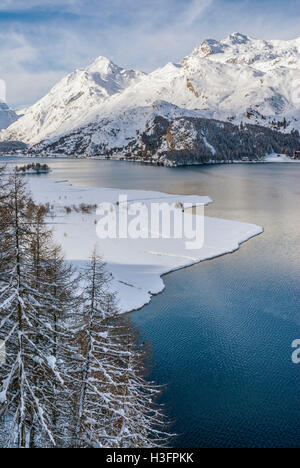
[28,177,263,313]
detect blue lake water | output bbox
[1,157,300,447]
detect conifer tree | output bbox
[0,171,169,448]
[0,172,67,447]
[73,250,169,448]
[101,316,170,448]
[45,244,81,448]
[73,250,116,448]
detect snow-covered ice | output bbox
[28,177,263,313]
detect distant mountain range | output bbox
[0,101,18,130]
[1,33,300,164]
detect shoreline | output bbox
[124,226,263,315]
[1,152,299,167]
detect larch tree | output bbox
[101,316,170,448]
[73,250,170,448]
[72,250,117,448]
[0,169,169,448]
[44,244,82,448]
[0,172,70,447]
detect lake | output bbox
[1,156,300,448]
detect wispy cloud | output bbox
[0,0,79,11]
[0,0,299,107]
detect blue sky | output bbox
[0,0,299,107]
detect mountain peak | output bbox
[2,32,300,144]
[86,55,121,75]
[189,32,300,72]
[0,54,144,142]
[226,32,251,44]
[191,33,252,58]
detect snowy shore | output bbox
[264,153,300,163]
[28,176,263,313]
[2,152,299,166]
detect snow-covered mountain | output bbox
[193,32,300,70]
[0,56,145,144]
[0,101,19,130]
[1,33,300,149]
[31,100,300,166]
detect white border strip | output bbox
[0,79,6,102]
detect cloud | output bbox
[182,0,213,27]
[0,0,79,11]
[0,0,215,106]
[0,30,66,107]
[0,0,299,107]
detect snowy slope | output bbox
[34,101,299,165]
[0,101,19,130]
[1,33,300,146]
[0,57,145,143]
[193,33,300,71]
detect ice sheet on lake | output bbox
[28,177,263,313]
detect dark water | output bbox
[1,157,300,447]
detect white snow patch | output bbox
[203,137,216,155]
[264,153,299,162]
[27,176,263,314]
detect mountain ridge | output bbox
[29,100,300,166]
[1,32,300,163]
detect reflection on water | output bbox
[1,157,300,447]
